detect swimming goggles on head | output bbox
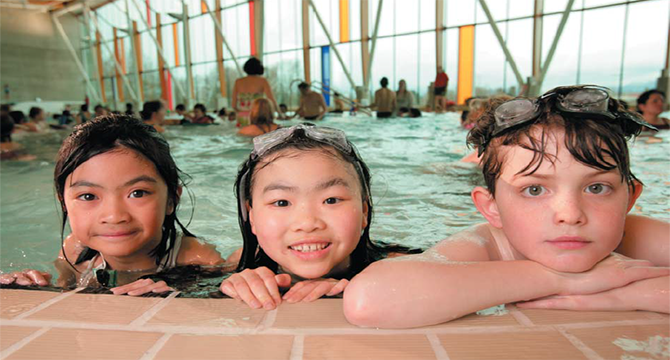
[240,123,363,222]
[480,85,657,155]
[251,123,352,160]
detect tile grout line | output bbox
[507,305,535,327]
[288,334,304,360]
[128,291,181,328]
[258,308,278,331]
[0,327,50,359]
[13,287,85,320]
[557,327,606,360]
[426,333,451,360]
[139,333,173,360]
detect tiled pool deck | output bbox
[1,288,668,359]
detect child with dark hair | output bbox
[345,85,669,328]
[637,89,668,130]
[141,100,166,133]
[192,103,214,124]
[0,114,33,161]
[0,115,225,293]
[220,124,419,309]
[25,107,48,132]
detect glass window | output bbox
[446,0,476,27]
[369,0,395,37]
[507,0,534,19]
[578,6,626,89]
[141,30,158,71]
[504,18,532,95]
[190,15,217,64]
[349,0,361,41]
[418,31,436,101]
[395,1,419,34]
[395,34,419,94]
[473,24,506,96]
[419,0,436,31]
[539,13,582,93]
[192,63,219,109]
[444,28,459,100]
[264,0,281,53]
[370,37,395,91]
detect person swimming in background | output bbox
[330,92,345,114]
[395,80,415,117]
[373,77,396,119]
[637,89,669,130]
[277,103,290,120]
[192,103,214,124]
[93,104,107,119]
[232,57,281,127]
[24,107,49,132]
[237,98,280,137]
[344,85,669,328]
[140,100,166,133]
[76,104,92,124]
[292,82,327,120]
[221,124,420,309]
[0,114,35,161]
[0,115,226,293]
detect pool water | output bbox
[1,113,669,289]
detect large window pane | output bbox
[473,24,506,96]
[578,6,625,89]
[539,13,582,92]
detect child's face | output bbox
[248,149,368,279]
[194,108,205,118]
[489,127,639,272]
[63,148,172,267]
[640,93,665,116]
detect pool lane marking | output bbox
[129,291,180,327]
[557,327,605,360]
[139,333,172,360]
[427,333,451,360]
[258,308,278,331]
[13,287,85,320]
[0,327,50,359]
[507,305,535,327]
[289,334,304,360]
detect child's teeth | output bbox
[292,243,328,252]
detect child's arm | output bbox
[343,224,669,329]
[617,215,670,266]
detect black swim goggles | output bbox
[239,123,367,222]
[479,85,657,156]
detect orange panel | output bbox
[457,25,474,105]
[173,23,180,67]
[339,0,349,43]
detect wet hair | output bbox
[218,107,227,116]
[54,114,193,269]
[140,101,163,121]
[80,104,89,112]
[243,57,264,76]
[126,103,133,110]
[1,114,14,142]
[279,103,288,110]
[9,110,25,124]
[234,127,420,279]
[194,103,207,113]
[29,107,43,119]
[94,104,104,112]
[298,82,309,91]
[249,98,274,131]
[0,104,10,113]
[380,77,389,88]
[467,94,644,197]
[636,90,665,113]
[175,104,186,112]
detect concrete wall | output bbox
[0,8,84,103]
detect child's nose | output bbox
[100,197,131,224]
[552,193,586,226]
[290,203,326,233]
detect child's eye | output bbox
[129,190,150,198]
[77,193,97,201]
[324,197,341,205]
[272,200,290,207]
[522,185,545,197]
[585,183,611,195]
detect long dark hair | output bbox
[234,128,420,279]
[54,114,193,269]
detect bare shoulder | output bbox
[618,215,670,266]
[59,234,88,272]
[429,223,496,262]
[177,236,225,266]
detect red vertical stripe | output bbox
[166,70,173,110]
[249,0,256,56]
[146,0,152,27]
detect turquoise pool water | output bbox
[1,113,669,282]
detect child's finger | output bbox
[282,280,307,300]
[254,267,283,307]
[304,281,337,302]
[326,279,349,296]
[284,282,320,303]
[241,270,277,309]
[275,274,292,288]
[228,274,263,309]
[14,273,33,286]
[0,273,17,284]
[127,280,171,296]
[24,270,50,286]
[111,278,154,295]
[220,280,240,299]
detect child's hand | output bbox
[219,267,292,310]
[561,253,670,295]
[283,278,348,303]
[110,278,174,296]
[0,270,51,286]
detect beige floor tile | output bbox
[438,330,587,360]
[272,299,357,329]
[567,324,669,360]
[304,334,436,360]
[0,326,42,351]
[26,293,161,325]
[4,328,162,360]
[146,298,266,328]
[427,311,521,329]
[154,334,294,360]
[518,309,663,325]
[0,290,61,319]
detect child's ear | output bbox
[627,180,644,213]
[247,201,256,234]
[471,186,502,228]
[167,187,183,216]
[361,200,369,229]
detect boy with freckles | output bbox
[344,85,670,328]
